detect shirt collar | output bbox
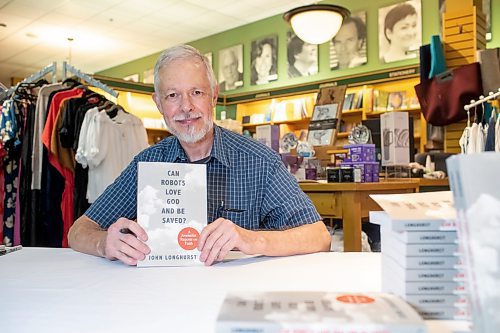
[172,124,230,167]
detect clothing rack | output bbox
[1,62,58,98]
[62,62,119,98]
[464,88,500,111]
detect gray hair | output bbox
[153,44,217,95]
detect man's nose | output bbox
[180,94,194,112]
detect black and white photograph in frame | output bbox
[251,36,278,85]
[330,11,367,70]
[204,52,213,68]
[378,0,422,64]
[287,31,318,78]
[218,45,243,92]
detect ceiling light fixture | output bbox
[283,4,350,45]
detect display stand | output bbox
[0,62,57,99]
[62,61,119,98]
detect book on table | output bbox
[216,291,426,333]
[136,162,207,267]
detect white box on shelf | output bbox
[256,124,280,152]
[380,111,410,166]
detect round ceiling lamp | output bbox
[283,4,350,45]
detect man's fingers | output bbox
[198,218,224,250]
[203,233,232,266]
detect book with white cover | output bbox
[382,236,457,257]
[382,252,461,270]
[369,192,457,231]
[371,211,458,244]
[403,294,461,309]
[137,162,207,267]
[382,273,460,295]
[216,292,426,333]
[382,255,461,282]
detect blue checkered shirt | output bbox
[85,125,321,230]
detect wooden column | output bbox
[442,0,486,153]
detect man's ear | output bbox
[152,92,162,113]
[212,85,219,107]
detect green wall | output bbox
[97,0,499,96]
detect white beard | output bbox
[164,112,214,144]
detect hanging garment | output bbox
[76,109,148,203]
[484,113,496,151]
[41,87,84,247]
[477,48,500,95]
[32,83,64,190]
[496,115,500,152]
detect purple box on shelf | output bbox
[344,144,376,162]
[341,162,380,183]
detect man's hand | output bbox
[197,218,257,266]
[104,217,151,266]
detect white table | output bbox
[0,248,468,333]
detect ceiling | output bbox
[0,0,315,87]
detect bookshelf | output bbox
[231,69,430,162]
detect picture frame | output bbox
[143,68,154,84]
[250,35,278,85]
[218,45,243,92]
[123,73,139,82]
[204,52,213,68]
[378,0,422,64]
[330,11,367,70]
[286,30,318,78]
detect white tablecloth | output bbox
[0,248,468,333]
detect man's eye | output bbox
[166,93,177,99]
[192,90,204,96]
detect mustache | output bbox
[173,112,203,121]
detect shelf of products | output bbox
[231,71,429,165]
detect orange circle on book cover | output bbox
[177,227,199,250]
[336,295,375,304]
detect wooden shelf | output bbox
[341,109,363,116]
[366,107,421,118]
[326,149,348,154]
[242,117,310,131]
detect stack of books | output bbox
[370,191,468,320]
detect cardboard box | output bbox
[344,144,376,162]
[380,112,410,166]
[255,125,280,152]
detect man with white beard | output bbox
[69,45,331,266]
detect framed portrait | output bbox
[286,30,318,78]
[378,0,422,64]
[330,11,367,70]
[250,35,278,85]
[218,45,243,92]
[204,52,213,68]
[143,68,154,84]
[123,73,139,82]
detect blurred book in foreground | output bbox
[216,291,426,333]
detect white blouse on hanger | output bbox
[76,108,148,203]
